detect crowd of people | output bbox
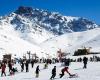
[0,55,99,79]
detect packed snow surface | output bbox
[0,62,100,80]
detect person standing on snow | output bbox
[64,58,71,66]
[35,65,40,78]
[44,63,48,69]
[25,60,29,72]
[31,59,35,68]
[8,61,12,72]
[83,57,88,69]
[50,66,56,80]
[20,60,24,72]
[1,63,6,76]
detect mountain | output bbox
[0,6,99,43]
[0,6,100,58]
[13,6,99,34]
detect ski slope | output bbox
[1,27,100,59]
[0,29,46,59]
[40,28,100,56]
[0,62,100,80]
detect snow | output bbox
[40,28,100,57]
[0,6,100,59]
[64,16,79,22]
[0,6,100,79]
[0,28,46,59]
[0,22,100,59]
[1,25,100,59]
[0,62,100,80]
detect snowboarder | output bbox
[35,65,40,78]
[83,57,88,69]
[50,66,56,80]
[59,66,72,78]
[1,63,6,76]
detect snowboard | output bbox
[69,73,78,78]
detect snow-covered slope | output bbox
[40,28,100,56]
[0,29,46,59]
[0,13,54,44]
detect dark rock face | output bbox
[15,6,33,15]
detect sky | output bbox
[0,0,100,24]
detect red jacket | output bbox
[1,64,6,72]
[62,67,71,75]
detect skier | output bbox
[35,65,40,78]
[50,66,56,80]
[83,57,88,69]
[59,66,72,78]
[1,63,6,76]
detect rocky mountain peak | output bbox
[15,6,33,15]
[0,6,99,36]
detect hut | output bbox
[74,47,91,56]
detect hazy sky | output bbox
[0,0,100,24]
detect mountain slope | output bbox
[0,29,45,59]
[0,6,100,58]
[14,6,99,33]
[40,28,100,57]
[0,6,99,44]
